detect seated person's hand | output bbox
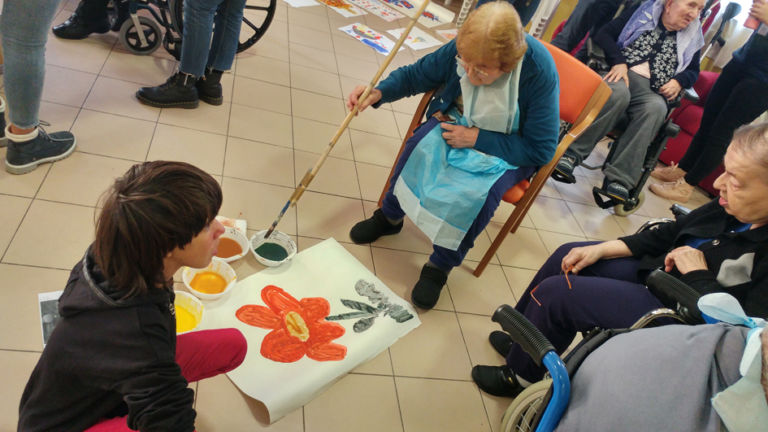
[658,79,682,101]
[663,246,708,274]
[604,64,629,86]
[441,123,479,148]
[751,0,768,25]
[346,85,382,114]
[561,245,603,274]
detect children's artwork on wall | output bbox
[317,0,367,17]
[386,26,442,50]
[436,28,458,41]
[200,238,420,423]
[282,0,320,7]
[339,23,399,55]
[377,0,455,28]
[347,0,404,22]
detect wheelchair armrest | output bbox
[670,203,691,217]
[585,39,610,74]
[682,87,700,104]
[492,305,555,366]
[645,269,704,324]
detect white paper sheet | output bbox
[317,0,367,17]
[282,0,320,7]
[377,0,455,27]
[339,23,399,55]
[436,28,458,41]
[200,238,421,423]
[387,27,442,50]
[347,0,404,22]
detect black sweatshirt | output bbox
[18,252,196,432]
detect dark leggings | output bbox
[679,60,768,185]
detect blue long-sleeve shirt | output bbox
[373,35,560,168]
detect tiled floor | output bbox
[0,1,715,431]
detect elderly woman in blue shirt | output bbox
[346,1,560,309]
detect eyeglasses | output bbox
[455,55,490,78]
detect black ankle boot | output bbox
[349,209,403,244]
[196,69,224,106]
[136,72,199,109]
[411,264,448,309]
[52,3,111,40]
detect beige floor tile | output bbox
[527,196,583,235]
[159,102,231,135]
[232,76,291,115]
[289,42,338,73]
[0,150,48,197]
[396,377,491,432]
[537,230,588,255]
[235,55,290,87]
[390,309,471,379]
[485,224,549,270]
[297,236,375,274]
[456,312,507,367]
[291,89,346,126]
[612,213,658,236]
[42,65,97,108]
[294,151,360,198]
[84,76,161,121]
[539,178,563,199]
[480,392,516,432]
[448,264,515,316]
[195,374,304,430]
[220,177,298,236]
[362,201,433,255]
[489,200,535,229]
[3,200,94,269]
[336,53,380,81]
[292,117,353,158]
[369,247,453,307]
[229,104,292,147]
[463,230,499,265]
[0,195,31,255]
[224,137,294,186]
[631,184,675,218]
[305,374,402,432]
[45,24,115,74]
[351,349,393,375]
[500,266,537,303]
[287,7,332,33]
[349,129,401,167]
[393,111,411,140]
[0,264,70,351]
[99,49,177,86]
[290,64,342,99]
[147,124,227,175]
[241,34,290,63]
[71,109,156,161]
[348,105,401,138]
[389,94,423,115]
[0,350,41,431]
[567,201,625,240]
[552,174,601,205]
[332,35,379,63]
[39,101,81,133]
[296,191,365,239]
[356,162,390,202]
[289,24,334,52]
[37,152,135,207]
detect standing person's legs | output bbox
[551,0,598,51]
[2,0,77,174]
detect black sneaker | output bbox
[136,72,199,109]
[52,12,110,40]
[471,365,524,397]
[5,126,76,175]
[552,154,578,184]
[349,209,403,244]
[0,97,6,148]
[489,330,514,357]
[411,264,448,309]
[196,69,224,106]
[605,180,629,202]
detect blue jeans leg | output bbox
[1,0,63,129]
[180,0,245,77]
[207,0,246,71]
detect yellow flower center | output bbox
[285,311,310,342]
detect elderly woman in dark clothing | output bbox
[473,122,768,397]
[553,0,705,202]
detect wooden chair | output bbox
[378,40,611,277]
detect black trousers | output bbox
[75,0,110,21]
[679,59,768,185]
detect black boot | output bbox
[52,1,110,40]
[411,264,448,309]
[5,125,76,175]
[471,365,524,398]
[136,72,199,109]
[349,209,403,244]
[196,69,224,106]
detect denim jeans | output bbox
[1,0,63,129]
[180,0,247,77]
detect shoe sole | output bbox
[135,93,199,109]
[53,27,110,40]
[5,139,77,175]
[199,95,224,106]
[605,191,627,202]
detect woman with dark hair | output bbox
[18,161,247,432]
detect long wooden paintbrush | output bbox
[263,0,432,239]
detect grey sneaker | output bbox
[5,125,76,175]
[552,154,578,183]
[605,181,629,202]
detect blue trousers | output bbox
[381,117,534,271]
[180,0,246,77]
[506,241,666,382]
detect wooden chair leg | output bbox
[473,204,527,277]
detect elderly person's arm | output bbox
[659,51,701,100]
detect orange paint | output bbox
[190,271,227,294]
[216,237,243,259]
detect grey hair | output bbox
[730,122,768,174]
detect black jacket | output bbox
[620,200,768,318]
[18,252,195,432]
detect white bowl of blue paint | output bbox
[250,230,297,267]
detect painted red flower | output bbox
[236,285,347,363]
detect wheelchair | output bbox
[494,268,705,432]
[110,0,276,58]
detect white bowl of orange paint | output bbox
[214,227,249,263]
[182,258,237,301]
[174,290,204,334]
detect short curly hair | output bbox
[456,1,527,73]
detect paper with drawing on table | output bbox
[317,0,367,17]
[282,0,320,7]
[377,0,455,27]
[347,0,404,21]
[339,23,401,55]
[199,238,421,423]
[387,27,442,50]
[436,28,458,41]
[38,290,64,348]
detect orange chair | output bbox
[378,40,611,277]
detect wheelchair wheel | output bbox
[119,16,162,55]
[613,190,645,217]
[171,0,277,54]
[500,379,552,432]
